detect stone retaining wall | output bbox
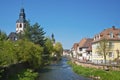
[72,60,120,71]
[74,61,103,69]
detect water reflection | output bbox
[38,57,91,80]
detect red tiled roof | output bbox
[78,38,93,48]
[72,43,79,51]
[93,26,120,43]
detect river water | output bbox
[38,57,91,80]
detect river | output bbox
[38,57,91,80]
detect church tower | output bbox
[51,33,55,45]
[16,8,26,33]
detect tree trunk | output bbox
[104,54,107,64]
[103,53,107,69]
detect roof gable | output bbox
[79,38,93,48]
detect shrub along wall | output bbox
[0,62,29,80]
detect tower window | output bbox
[20,24,22,28]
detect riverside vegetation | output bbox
[68,61,120,80]
[9,69,39,80]
[0,21,63,80]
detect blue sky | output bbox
[0,0,120,49]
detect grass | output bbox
[68,61,120,80]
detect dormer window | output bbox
[110,32,113,38]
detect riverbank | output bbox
[68,61,120,80]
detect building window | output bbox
[14,37,17,41]
[109,42,113,47]
[109,52,113,58]
[110,32,113,38]
[79,48,82,51]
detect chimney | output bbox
[112,26,115,30]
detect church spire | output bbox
[51,33,55,44]
[20,8,25,19]
[16,8,26,33]
[17,8,26,23]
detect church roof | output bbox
[16,8,26,23]
[16,18,26,23]
[8,32,18,41]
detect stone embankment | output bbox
[72,59,120,71]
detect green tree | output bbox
[53,42,63,60]
[21,21,46,46]
[43,37,53,64]
[31,23,46,46]
[16,39,43,69]
[96,38,112,64]
[0,30,7,41]
[0,40,18,66]
[0,39,43,69]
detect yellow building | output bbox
[92,26,120,64]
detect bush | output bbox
[18,69,38,80]
[9,69,38,80]
[0,39,43,69]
